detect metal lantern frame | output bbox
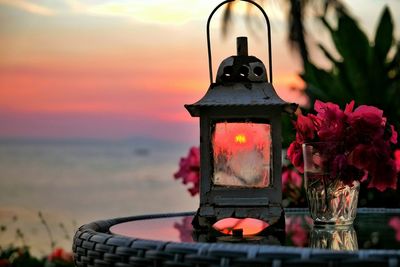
[185,0,297,230]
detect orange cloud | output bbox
[0,65,201,124]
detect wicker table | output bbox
[73,208,400,267]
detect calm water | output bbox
[0,139,198,255]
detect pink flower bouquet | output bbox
[287,100,398,192]
[174,146,200,196]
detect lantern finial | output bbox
[236,37,248,56]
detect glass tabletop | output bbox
[110,210,400,251]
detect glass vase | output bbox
[302,143,360,226]
[310,225,358,251]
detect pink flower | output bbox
[347,105,385,142]
[344,100,355,115]
[349,142,397,191]
[287,100,398,192]
[47,248,73,262]
[395,149,400,173]
[367,158,397,191]
[286,217,308,247]
[314,100,346,141]
[173,217,193,242]
[0,259,10,267]
[282,168,302,192]
[390,125,398,144]
[287,141,304,173]
[294,114,315,142]
[350,105,384,125]
[388,216,400,241]
[174,146,200,196]
[332,154,347,178]
[348,144,376,171]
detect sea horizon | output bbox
[0,137,198,255]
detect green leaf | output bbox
[318,44,338,64]
[387,42,400,73]
[374,6,393,61]
[301,6,399,147]
[333,11,371,65]
[302,62,347,104]
[328,11,372,102]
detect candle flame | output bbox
[235,134,247,144]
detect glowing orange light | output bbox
[213,218,269,236]
[235,134,247,144]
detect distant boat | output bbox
[133,148,149,156]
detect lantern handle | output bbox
[206,0,273,84]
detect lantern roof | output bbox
[185,82,297,117]
[185,37,297,117]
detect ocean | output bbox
[0,138,198,255]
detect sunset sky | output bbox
[0,0,399,143]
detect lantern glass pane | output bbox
[212,122,271,188]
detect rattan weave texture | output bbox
[72,209,400,267]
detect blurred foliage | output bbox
[0,212,74,267]
[300,6,400,207]
[0,246,74,267]
[302,6,400,135]
[0,247,42,267]
[221,0,347,66]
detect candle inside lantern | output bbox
[212,122,271,187]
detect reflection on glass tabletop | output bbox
[110,210,400,251]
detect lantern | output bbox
[186,0,297,230]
